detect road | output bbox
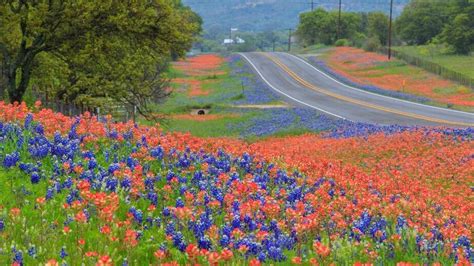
[240,52,474,127]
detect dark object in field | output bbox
[197,110,206,115]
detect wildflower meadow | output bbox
[0,100,472,266]
[1,1,472,265]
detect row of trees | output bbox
[296,0,473,54]
[396,0,473,54]
[0,0,202,115]
[296,8,390,51]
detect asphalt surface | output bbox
[240,52,474,127]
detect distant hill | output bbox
[183,0,410,32]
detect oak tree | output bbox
[0,0,201,115]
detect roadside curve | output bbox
[240,52,474,127]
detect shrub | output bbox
[335,39,350,47]
[352,33,367,48]
[363,36,381,52]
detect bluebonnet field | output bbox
[0,54,472,266]
[0,102,473,265]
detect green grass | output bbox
[393,45,474,79]
[293,44,329,54]
[159,113,251,138]
[145,55,325,139]
[144,59,256,138]
[314,47,474,112]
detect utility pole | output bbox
[337,0,342,41]
[311,0,314,11]
[288,28,292,52]
[273,39,276,52]
[388,0,394,60]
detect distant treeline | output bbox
[296,0,474,54]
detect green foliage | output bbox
[295,0,472,56]
[335,39,350,47]
[440,8,474,54]
[297,8,360,46]
[393,45,474,80]
[367,12,389,46]
[298,8,384,48]
[0,0,201,112]
[363,36,382,52]
[395,0,474,54]
[352,32,368,48]
[395,0,450,45]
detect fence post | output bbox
[133,105,137,123]
[386,48,473,90]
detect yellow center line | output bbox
[262,53,474,127]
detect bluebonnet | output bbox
[27,245,36,258]
[150,146,164,160]
[230,55,280,105]
[120,177,131,190]
[175,198,185,208]
[12,248,23,265]
[129,208,143,224]
[3,152,20,168]
[396,216,407,233]
[60,246,68,258]
[30,172,41,184]
[35,123,44,135]
[231,108,296,137]
[24,113,33,129]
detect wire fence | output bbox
[379,47,473,89]
[32,91,137,122]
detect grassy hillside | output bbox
[393,46,474,80]
[183,0,409,32]
[312,47,474,112]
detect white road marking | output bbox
[239,53,348,120]
[283,52,474,117]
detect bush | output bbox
[335,39,350,47]
[352,33,367,48]
[363,36,381,52]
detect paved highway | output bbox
[240,52,474,127]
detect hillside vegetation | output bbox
[393,46,474,79]
[183,0,409,32]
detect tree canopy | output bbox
[395,0,450,45]
[439,3,474,54]
[296,8,361,46]
[367,12,389,46]
[395,0,474,54]
[295,0,473,55]
[0,0,201,112]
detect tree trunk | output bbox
[7,56,34,104]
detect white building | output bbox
[222,37,245,46]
